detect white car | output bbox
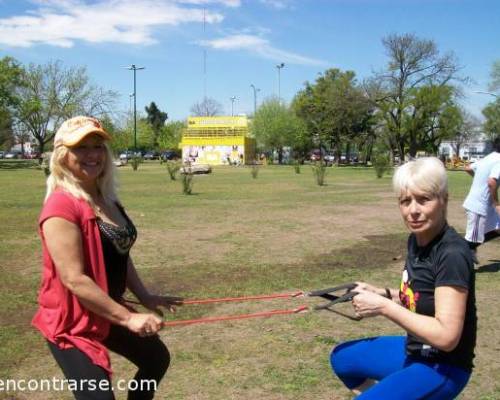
[180,164,212,174]
[119,151,133,160]
[324,154,335,165]
[4,151,21,159]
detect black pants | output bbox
[467,230,500,250]
[47,325,170,400]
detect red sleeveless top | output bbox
[32,190,112,374]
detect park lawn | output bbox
[0,162,498,399]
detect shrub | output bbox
[311,161,326,186]
[166,160,181,181]
[130,156,141,171]
[0,159,39,170]
[181,164,194,194]
[372,153,390,178]
[41,153,51,177]
[251,163,259,179]
[293,159,301,174]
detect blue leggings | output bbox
[330,336,470,399]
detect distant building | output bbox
[179,116,256,165]
[11,141,36,155]
[439,130,491,162]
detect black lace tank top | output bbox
[96,204,137,301]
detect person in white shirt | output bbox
[463,136,500,260]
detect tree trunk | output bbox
[335,146,342,166]
[38,140,45,156]
[345,142,351,163]
[397,140,405,164]
[364,141,374,164]
[389,147,395,165]
[409,136,418,159]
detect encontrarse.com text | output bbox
[0,378,156,392]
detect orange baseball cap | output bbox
[54,116,111,147]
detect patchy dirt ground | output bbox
[2,166,499,399]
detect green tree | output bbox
[292,83,323,153]
[0,57,23,109]
[293,68,373,164]
[124,116,156,150]
[15,60,117,155]
[0,109,15,150]
[446,109,479,157]
[99,115,130,155]
[404,85,461,155]
[110,127,133,154]
[251,97,306,164]
[0,57,24,149]
[489,60,500,92]
[145,101,168,147]
[482,99,500,139]
[157,120,185,150]
[368,33,463,159]
[482,60,500,140]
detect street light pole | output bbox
[125,64,145,152]
[230,96,237,116]
[129,93,134,115]
[250,84,260,115]
[276,62,285,101]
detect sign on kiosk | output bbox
[180,116,255,166]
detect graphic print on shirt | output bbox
[399,269,420,312]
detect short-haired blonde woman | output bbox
[330,157,477,399]
[32,116,182,400]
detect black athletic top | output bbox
[97,204,137,301]
[400,224,477,372]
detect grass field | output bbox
[0,162,499,399]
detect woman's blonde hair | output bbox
[45,142,118,208]
[393,157,448,199]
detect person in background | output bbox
[32,116,183,400]
[330,157,476,399]
[462,136,500,262]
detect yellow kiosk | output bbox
[179,116,256,165]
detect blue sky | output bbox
[0,0,499,122]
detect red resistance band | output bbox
[162,305,308,327]
[125,291,308,328]
[184,291,304,305]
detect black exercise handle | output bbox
[314,291,358,311]
[307,282,357,297]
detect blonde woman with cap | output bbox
[330,157,477,399]
[32,116,183,400]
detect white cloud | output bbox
[178,0,240,7]
[0,0,235,48]
[259,0,292,10]
[199,34,326,66]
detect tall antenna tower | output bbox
[203,7,208,116]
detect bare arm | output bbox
[464,164,474,177]
[488,177,499,212]
[42,217,162,335]
[353,286,467,351]
[354,282,401,304]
